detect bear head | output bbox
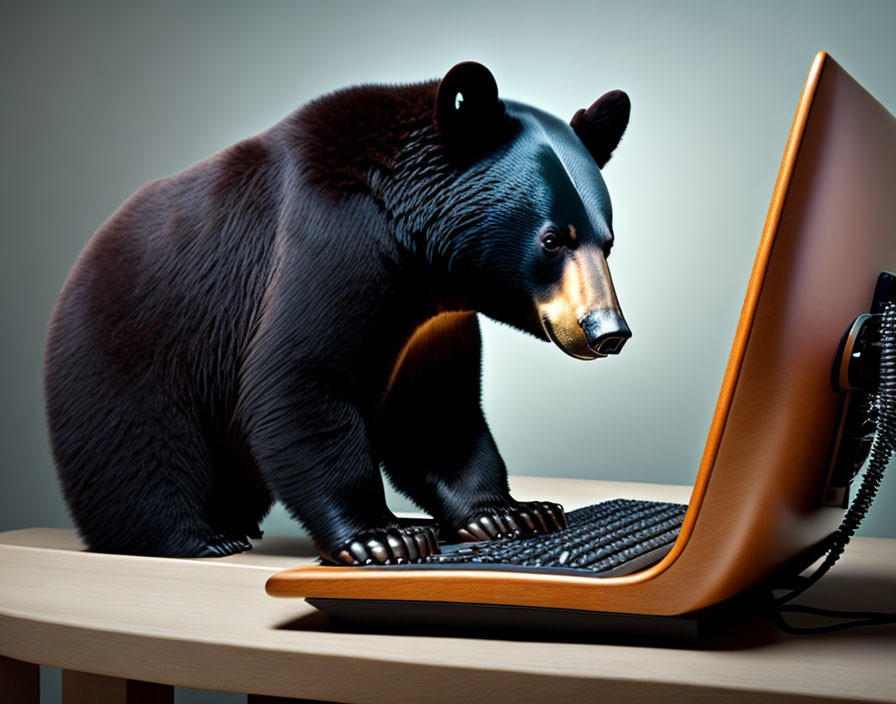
[420,62,631,360]
[301,61,632,360]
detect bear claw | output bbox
[332,525,440,566]
[457,501,567,542]
[198,532,253,558]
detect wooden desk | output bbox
[1,477,894,703]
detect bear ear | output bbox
[435,62,504,140]
[570,90,630,169]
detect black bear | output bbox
[44,62,631,565]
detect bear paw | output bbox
[332,525,440,566]
[457,501,567,542]
[197,532,253,558]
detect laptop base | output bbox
[308,597,750,648]
[304,536,834,647]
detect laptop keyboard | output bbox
[423,498,688,576]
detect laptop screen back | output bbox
[672,53,896,603]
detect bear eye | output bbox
[540,229,563,254]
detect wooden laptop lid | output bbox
[266,52,896,616]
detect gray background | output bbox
[1,2,895,698]
[4,0,895,538]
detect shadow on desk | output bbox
[273,566,896,652]
[4,526,894,651]
[2,525,894,703]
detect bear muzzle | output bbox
[536,246,630,360]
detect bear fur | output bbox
[44,62,630,563]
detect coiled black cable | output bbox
[772,301,896,634]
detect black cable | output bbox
[772,609,896,635]
[771,301,896,634]
[779,604,896,619]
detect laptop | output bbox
[264,52,896,638]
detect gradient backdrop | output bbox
[3,0,896,600]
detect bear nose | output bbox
[580,310,631,356]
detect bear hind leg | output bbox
[50,386,243,557]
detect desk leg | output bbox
[0,655,39,704]
[62,670,173,704]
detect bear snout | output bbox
[535,245,628,360]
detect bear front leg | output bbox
[240,360,438,565]
[375,312,567,542]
